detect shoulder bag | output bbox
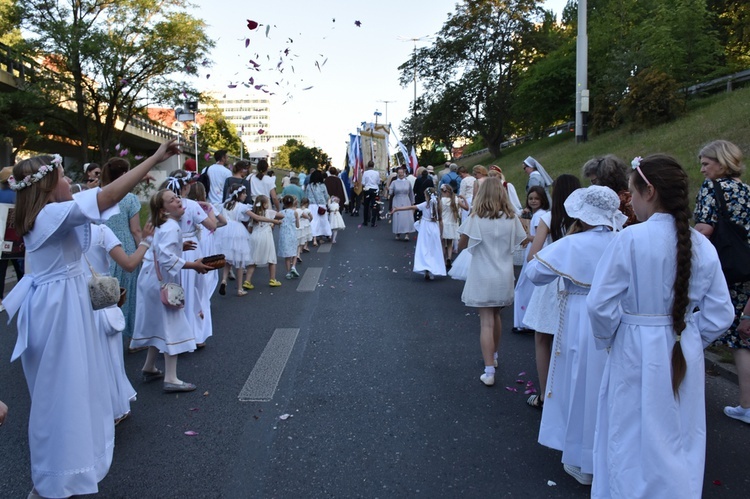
[710,180,750,284]
[154,249,185,309]
[84,254,121,310]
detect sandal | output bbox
[219,282,226,296]
[237,290,247,297]
[527,394,543,409]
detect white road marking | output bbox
[238,328,300,402]
[317,243,332,253]
[296,267,322,292]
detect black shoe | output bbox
[512,327,534,334]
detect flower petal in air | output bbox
[247,20,259,30]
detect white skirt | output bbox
[448,249,471,281]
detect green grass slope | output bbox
[459,86,750,204]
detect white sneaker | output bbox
[494,358,498,368]
[480,373,495,386]
[724,405,750,424]
[563,464,593,485]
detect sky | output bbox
[188,0,569,165]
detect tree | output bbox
[708,0,750,71]
[274,139,303,172]
[196,108,241,157]
[0,0,21,45]
[19,0,214,162]
[399,0,546,157]
[289,144,331,172]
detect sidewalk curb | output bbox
[705,350,738,385]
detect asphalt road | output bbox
[1,220,749,498]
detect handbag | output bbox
[317,206,327,216]
[84,255,121,310]
[710,181,750,284]
[154,249,185,309]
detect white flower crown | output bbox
[8,154,63,191]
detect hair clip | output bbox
[631,156,651,186]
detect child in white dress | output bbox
[278,194,301,279]
[4,140,178,498]
[525,185,626,485]
[457,178,526,386]
[587,155,734,498]
[132,189,213,392]
[328,195,346,243]
[513,185,550,332]
[84,221,155,425]
[439,185,467,268]
[245,194,284,288]
[298,197,313,253]
[391,187,446,280]
[218,185,253,296]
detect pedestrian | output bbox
[3,140,179,498]
[391,187,446,281]
[522,156,553,203]
[439,183,466,268]
[245,195,284,288]
[278,194,300,280]
[281,175,304,202]
[587,154,735,497]
[0,166,25,314]
[513,186,550,333]
[217,185,254,297]
[328,195,345,243]
[361,160,381,227]
[131,189,212,394]
[250,159,280,211]
[524,185,625,486]
[84,220,155,425]
[304,169,332,245]
[456,177,525,385]
[222,160,251,202]
[521,174,581,410]
[389,166,415,241]
[297,197,313,253]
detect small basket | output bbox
[202,254,226,270]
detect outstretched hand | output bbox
[153,139,180,164]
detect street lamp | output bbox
[398,35,431,146]
[377,99,396,125]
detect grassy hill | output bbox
[458,86,750,205]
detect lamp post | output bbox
[377,99,396,126]
[398,35,431,146]
[575,0,589,143]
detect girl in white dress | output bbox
[328,195,346,242]
[218,185,254,296]
[457,178,525,385]
[161,173,217,347]
[245,194,284,288]
[521,174,581,409]
[439,185,468,269]
[391,187,446,280]
[587,155,734,498]
[298,197,313,253]
[513,185,550,332]
[132,189,212,392]
[4,140,178,498]
[84,221,155,425]
[525,186,625,485]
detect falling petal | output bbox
[315,61,320,72]
[120,78,128,86]
[713,480,722,486]
[517,371,526,377]
[258,129,264,135]
[119,149,129,157]
[279,413,291,420]
[302,86,313,90]
[284,47,290,56]
[322,58,328,67]
[228,84,237,88]
[524,389,537,395]
[547,480,557,486]
[203,391,209,396]
[184,430,199,436]
[332,18,335,23]
[134,155,144,160]
[355,20,362,27]
[245,38,250,48]
[248,77,254,85]
[254,84,264,90]
[189,407,199,411]
[204,153,211,160]
[206,74,211,79]
[515,379,524,384]
[201,58,209,66]
[247,20,259,30]
[504,387,518,393]
[115,143,121,151]
[265,25,271,37]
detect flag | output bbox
[348,133,363,183]
[409,147,419,173]
[396,141,409,169]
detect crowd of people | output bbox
[375,141,747,498]
[0,137,748,498]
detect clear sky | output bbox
[188,0,569,165]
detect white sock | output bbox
[484,366,495,375]
[493,352,498,361]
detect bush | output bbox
[620,68,685,131]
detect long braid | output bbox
[634,155,691,397]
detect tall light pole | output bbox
[398,35,431,146]
[575,0,589,143]
[377,99,396,125]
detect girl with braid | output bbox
[587,155,735,498]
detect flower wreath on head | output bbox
[8,154,63,191]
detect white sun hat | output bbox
[564,185,627,230]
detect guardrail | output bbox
[685,69,750,95]
[460,121,575,159]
